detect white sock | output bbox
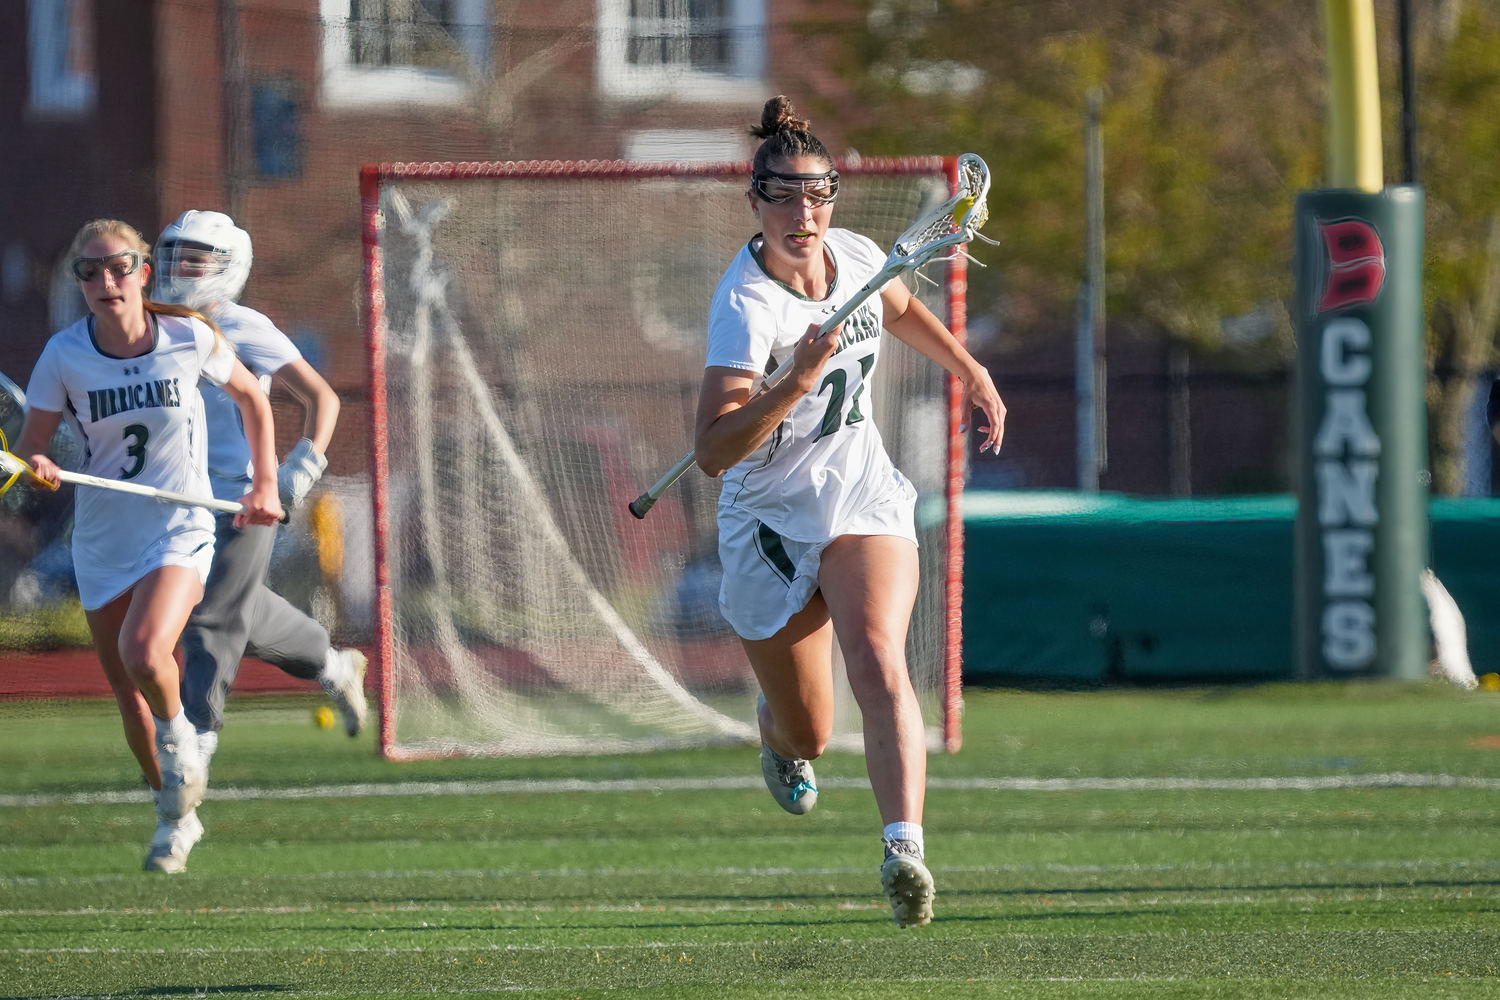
[884,822,924,855]
[153,709,195,750]
[321,647,341,681]
[196,729,219,779]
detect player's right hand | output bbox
[788,321,840,394]
[26,454,61,489]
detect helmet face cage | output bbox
[152,210,252,308]
[751,169,840,205]
[153,240,247,308]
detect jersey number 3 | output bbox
[815,354,876,441]
[121,423,149,480]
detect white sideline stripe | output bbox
[4,771,1500,809]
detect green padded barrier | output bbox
[962,492,1500,685]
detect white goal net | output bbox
[363,158,968,759]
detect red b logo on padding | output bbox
[1317,218,1385,314]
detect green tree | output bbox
[808,1,1324,352]
[1415,2,1500,494]
[805,0,1500,496]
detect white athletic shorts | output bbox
[716,486,918,642]
[75,527,215,611]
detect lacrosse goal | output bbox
[362,157,970,760]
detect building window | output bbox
[622,129,747,163]
[597,0,764,100]
[627,0,729,72]
[27,0,96,114]
[254,81,301,179]
[320,0,491,106]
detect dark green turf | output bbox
[2,683,1499,997]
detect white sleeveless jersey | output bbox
[704,228,912,542]
[201,301,302,501]
[26,313,235,603]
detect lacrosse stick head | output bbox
[0,372,70,497]
[0,436,58,497]
[891,153,992,266]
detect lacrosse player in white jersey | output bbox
[695,97,1006,928]
[138,209,367,873]
[15,219,283,869]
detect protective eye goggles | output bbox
[71,250,145,282]
[751,169,840,205]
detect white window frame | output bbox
[319,0,491,107]
[27,0,96,114]
[596,0,765,101]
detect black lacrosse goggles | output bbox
[751,168,840,205]
[71,250,145,282]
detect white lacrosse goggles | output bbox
[71,250,145,283]
[751,168,840,205]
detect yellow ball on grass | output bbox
[1480,672,1500,692]
[314,704,337,729]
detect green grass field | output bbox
[4,681,1500,998]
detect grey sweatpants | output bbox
[181,514,330,732]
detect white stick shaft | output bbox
[58,470,249,516]
[628,265,897,518]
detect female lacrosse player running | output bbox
[695,97,1005,928]
[145,209,365,873]
[14,219,282,869]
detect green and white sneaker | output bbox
[760,743,818,815]
[320,648,368,737]
[881,838,936,927]
[143,810,204,874]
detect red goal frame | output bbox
[360,157,968,757]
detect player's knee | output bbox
[117,633,176,675]
[844,656,914,708]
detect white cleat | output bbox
[881,838,936,928]
[760,742,818,815]
[320,648,368,737]
[143,810,204,874]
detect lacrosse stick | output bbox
[0,444,289,522]
[628,152,994,519]
[0,372,287,522]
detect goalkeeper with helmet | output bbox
[694,96,1005,927]
[142,210,367,873]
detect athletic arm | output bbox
[15,408,64,487]
[694,321,841,478]
[274,357,340,454]
[222,360,283,526]
[880,281,1006,454]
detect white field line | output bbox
[4,772,1500,809]
[3,855,1495,898]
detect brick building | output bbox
[2,0,861,473]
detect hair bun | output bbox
[749,95,811,140]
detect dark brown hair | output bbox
[749,96,833,175]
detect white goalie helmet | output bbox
[153,210,253,309]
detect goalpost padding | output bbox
[361,158,968,760]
